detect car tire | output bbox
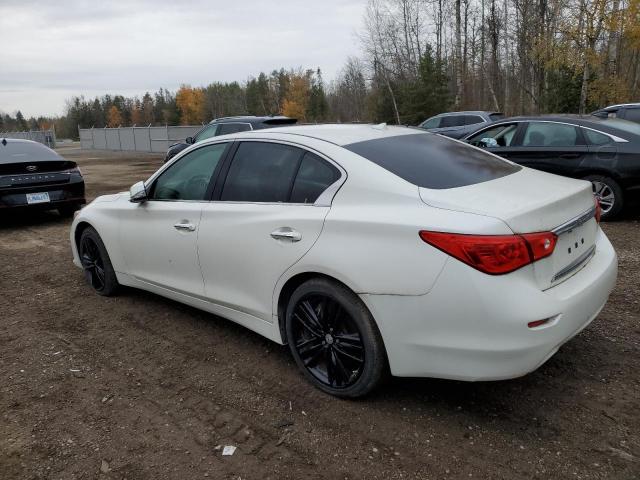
[584,175,624,220]
[78,227,119,296]
[58,204,81,218]
[285,278,387,398]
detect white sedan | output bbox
[70,124,617,397]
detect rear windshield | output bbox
[344,133,520,189]
[0,140,61,164]
[489,113,505,121]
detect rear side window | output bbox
[464,115,484,125]
[218,123,251,135]
[523,122,580,146]
[290,152,339,203]
[221,142,303,202]
[440,116,465,128]
[344,133,520,189]
[624,108,640,123]
[583,128,613,146]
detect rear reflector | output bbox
[419,230,557,275]
[528,318,551,329]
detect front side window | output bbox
[218,123,252,135]
[151,143,227,201]
[221,142,303,202]
[194,124,219,142]
[421,116,441,129]
[468,123,518,147]
[522,122,580,147]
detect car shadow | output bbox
[0,209,71,230]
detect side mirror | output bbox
[129,181,148,203]
[479,137,498,148]
[185,136,195,144]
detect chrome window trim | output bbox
[552,205,597,236]
[468,120,628,143]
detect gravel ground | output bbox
[1,145,639,479]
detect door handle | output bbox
[559,153,580,159]
[174,221,196,232]
[270,227,302,242]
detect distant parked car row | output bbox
[164,115,297,162]
[418,104,640,220]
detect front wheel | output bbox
[584,175,624,220]
[78,227,119,296]
[285,278,387,398]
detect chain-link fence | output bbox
[78,125,203,153]
[0,129,56,148]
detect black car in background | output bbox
[0,138,85,216]
[464,115,640,219]
[418,111,504,139]
[164,115,297,162]
[592,103,640,123]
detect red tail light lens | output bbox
[419,230,557,275]
[594,196,601,223]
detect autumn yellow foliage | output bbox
[176,85,206,125]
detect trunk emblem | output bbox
[26,165,37,172]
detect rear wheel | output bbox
[285,278,387,398]
[584,175,624,220]
[78,227,119,296]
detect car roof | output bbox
[601,103,640,110]
[435,111,500,117]
[228,123,426,146]
[209,115,293,125]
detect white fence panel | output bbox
[78,125,204,153]
[1,129,56,148]
[105,129,121,150]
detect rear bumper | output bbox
[0,178,85,209]
[361,228,618,380]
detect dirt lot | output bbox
[1,145,639,480]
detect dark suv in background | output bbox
[164,115,297,162]
[418,111,503,139]
[592,103,640,124]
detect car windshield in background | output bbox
[600,118,640,136]
[0,140,61,163]
[344,133,520,189]
[489,113,505,121]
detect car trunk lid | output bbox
[419,168,598,289]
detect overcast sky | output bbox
[0,0,366,118]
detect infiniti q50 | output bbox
[70,125,617,397]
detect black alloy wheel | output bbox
[285,278,387,398]
[79,227,119,296]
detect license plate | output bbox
[26,192,50,204]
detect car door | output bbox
[198,140,342,322]
[119,142,230,294]
[505,121,589,176]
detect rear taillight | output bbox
[594,196,601,223]
[419,230,557,275]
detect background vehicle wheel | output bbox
[285,278,387,398]
[78,227,119,296]
[584,175,624,220]
[58,204,81,218]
